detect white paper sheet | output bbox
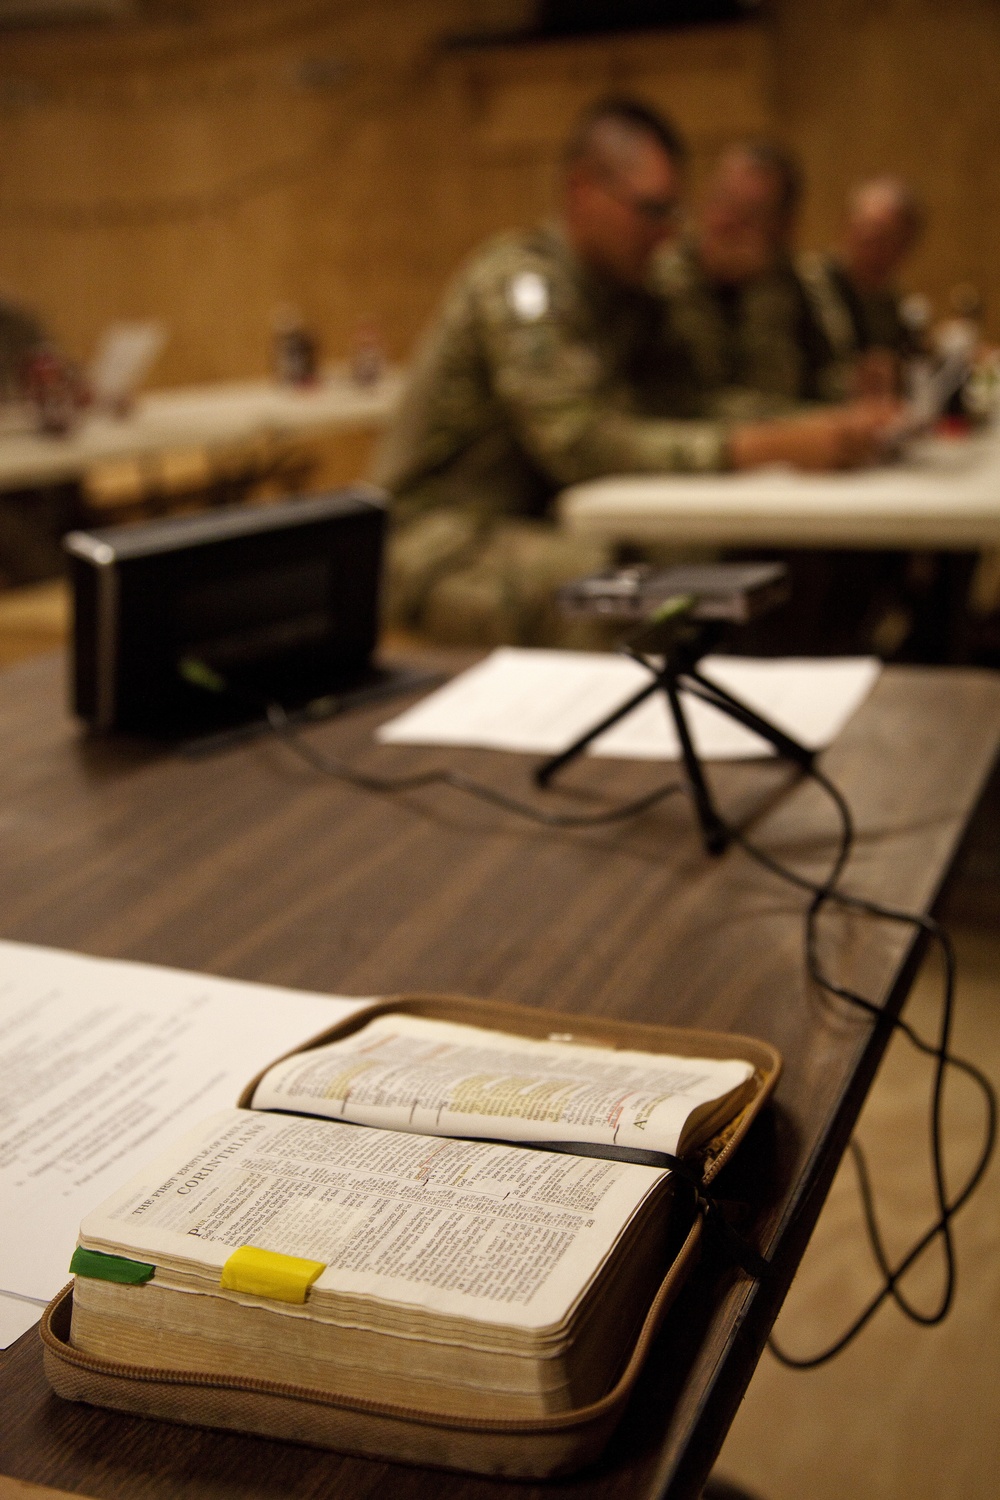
[376,649,881,761]
[0,941,369,1306]
[89,320,167,407]
[0,1290,46,1349]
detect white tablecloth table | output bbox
[0,368,403,494]
[559,426,1000,551]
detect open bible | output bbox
[52,998,781,1476]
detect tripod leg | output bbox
[534,677,661,787]
[685,668,814,769]
[663,675,730,855]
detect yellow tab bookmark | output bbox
[220,1246,326,1304]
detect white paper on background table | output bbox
[0,941,369,1341]
[376,648,882,761]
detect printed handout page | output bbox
[0,940,367,1326]
[80,1108,667,1333]
[376,648,881,761]
[251,1014,753,1155]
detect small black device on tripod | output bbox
[536,562,814,855]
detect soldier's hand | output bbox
[729,400,902,472]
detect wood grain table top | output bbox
[1,649,998,1500]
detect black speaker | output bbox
[65,488,387,737]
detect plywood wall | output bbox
[774,0,1000,341]
[0,0,997,392]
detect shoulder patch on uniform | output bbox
[507,271,549,322]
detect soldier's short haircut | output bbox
[564,96,688,174]
[725,138,803,219]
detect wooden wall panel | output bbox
[773,0,1000,343]
[0,0,996,406]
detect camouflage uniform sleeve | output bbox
[475,265,730,483]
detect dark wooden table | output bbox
[1,650,998,1500]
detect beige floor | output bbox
[714,924,1000,1500]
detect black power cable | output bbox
[731,763,996,1366]
[265,702,686,830]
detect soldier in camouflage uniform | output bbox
[376,217,729,643]
[375,102,895,646]
[653,140,835,421]
[655,245,832,420]
[797,177,925,402]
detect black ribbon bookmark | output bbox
[526,1139,771,1281]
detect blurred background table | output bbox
[0,369,402,495]
[560,427,1000,662]
[0,370,402,588]
[558,427,1000,551]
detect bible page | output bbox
[79,1108,668,1335]
[251,1014,753,1156]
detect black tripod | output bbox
[534,608,816,855]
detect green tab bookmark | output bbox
[69,1247,155,1285]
